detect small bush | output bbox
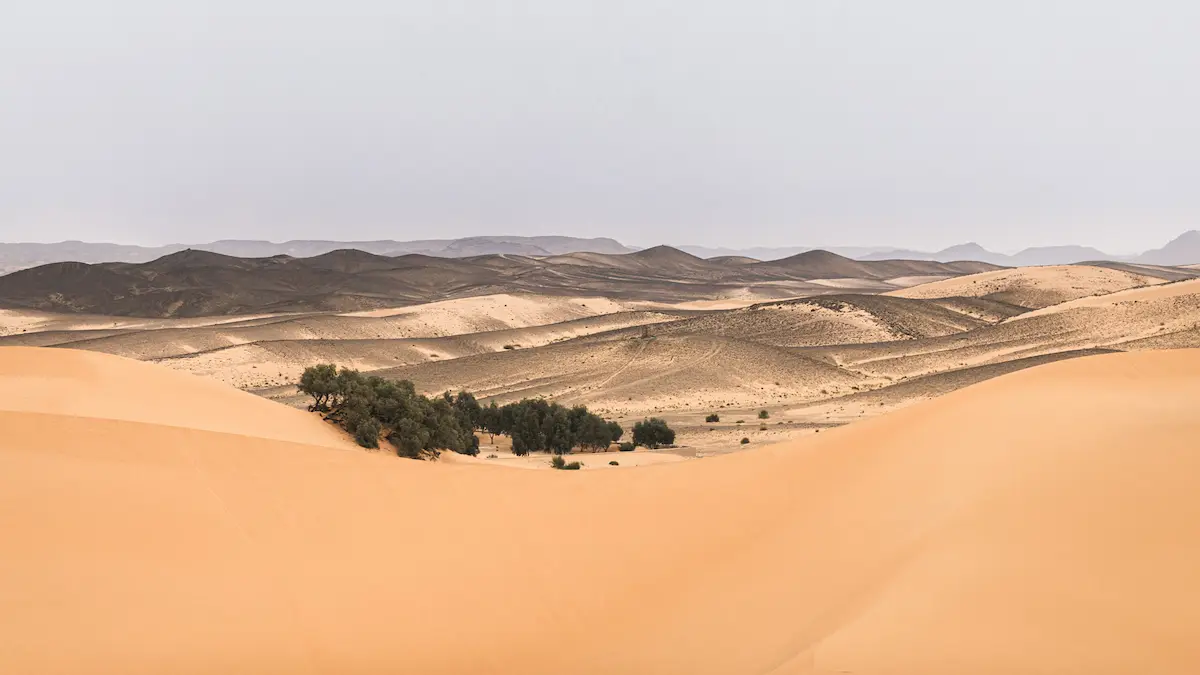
[503,344,517,350]
[758,409,769,419]
[353,417,382,448]
[705,413,720,423]
[619,441,635,452]
[740,437,750,445]
[736,420,744,424]
[609,460,619,466]
[759,423,768,431]
[551,455,582,470]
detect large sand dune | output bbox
[888,264,1162,309]
[3,346,1199,673]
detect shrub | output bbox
[759,423,768,431]
[632,418,675,449]
[705,413,720,423]
[740,437,750,445]
[619,441,635,452]
[551,455,581,470]
[353,417,382,448]
[503,344,517,350]
[758,409,769,419]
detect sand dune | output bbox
[825,278,1200,381]
[366,333,868,415]
[631,294,994,347]
[0,347,353,448]
[889,264,1162,309]
[147,310,677,390]
[3,347,1199,673]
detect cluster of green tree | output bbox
[478,398,623,456]
[298,364,627,460]
[298,364,481,458]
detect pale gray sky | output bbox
[2,1,1198,252]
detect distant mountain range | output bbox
[857,243,1114,266]
[0,247,997,318]
[3,231,1200,274]
[692,231,1200,266]
[677,245,898,261]
[0,235,634,274]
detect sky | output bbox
[2,1,1199,253]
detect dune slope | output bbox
[2,347,1199,674]
[888,264,1161,309]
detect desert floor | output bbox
[5,263,1200,457]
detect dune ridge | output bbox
[3,346,1199,673]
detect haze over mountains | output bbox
[858,230,1200,266]
[0,235,634,273]
[5,230,1200,274]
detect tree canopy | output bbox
[481,399,621,456]
[632,418,676,449]
[298,364,622,460]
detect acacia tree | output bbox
[298,363,339,411]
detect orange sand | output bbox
[2,346,1198,674]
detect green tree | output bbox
[298,364,339,411]
[606,421,624,444]
[632,418,676,449]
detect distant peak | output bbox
[151,248,240,265]
[629,245,700,259]
[1168,230,1200,242]
[940,242,989,253]
[789,249,853,261]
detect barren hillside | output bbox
[0,247,999,317]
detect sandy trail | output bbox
[3,346,1199,673]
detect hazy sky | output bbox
[3,1,1199,252]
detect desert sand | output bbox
[887,264,1162,308]
[3,345,1199,674]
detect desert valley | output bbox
[4,240,1200,673]
[3,245,1199,459]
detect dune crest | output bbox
[3,347,1199,673]
[0,347,354,448]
